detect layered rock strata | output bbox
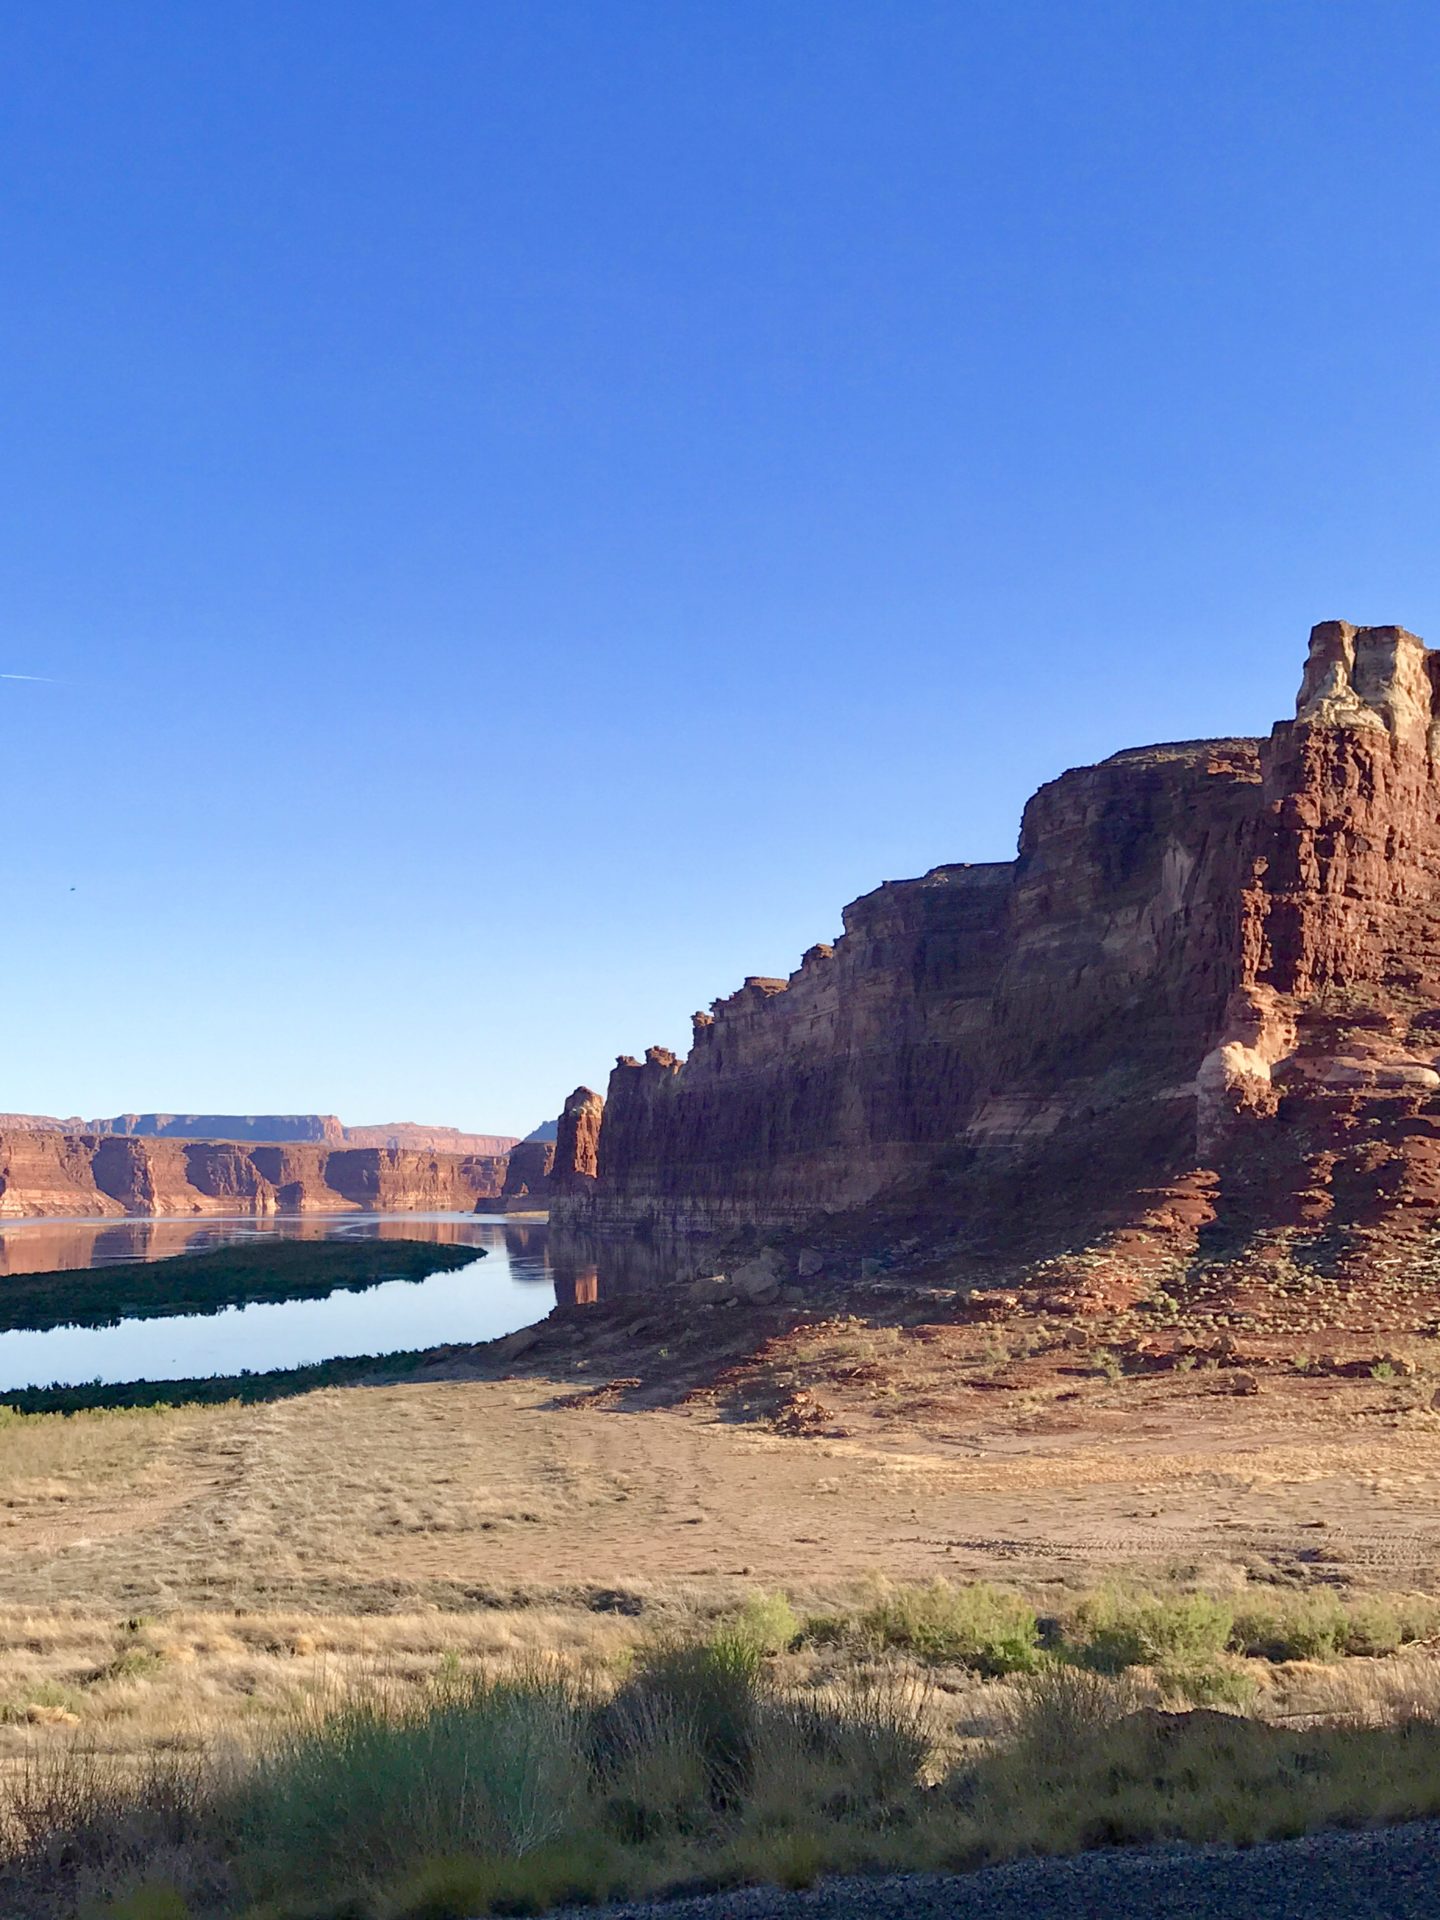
[0,1134,510,1218]
[501,1140,557,1198]
[555,622,1440,1257]
[1197,623,1440,1238]
[550,1088,605,1194]
[6,1113,519,1156]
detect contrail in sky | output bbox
[0,673,58,682]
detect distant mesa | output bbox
[342,1120,521,1156]
[0,1111,527,1218]
[0,1113,519,1156]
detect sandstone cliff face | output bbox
[1198,624,1440,1242]
[551,1088,604,1194]
[569,868,1013,1235]
[58,1114,520,1155]
[549,1090,599,1190]
[555,745,1257,1239]
[90,1113,348,1143]
[341,1124,519,1155]
[555,623,1440,1257]
[501,1140,557,1198]
[0,1135,510,1218]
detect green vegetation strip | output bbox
[0,1238,483,1334]
[0,1344,464,1413]
[741,1581,1440,1686]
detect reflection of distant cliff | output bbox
[0,1212,511,1278]
[498,1223,548,1268]
[0,1214,712,1324]
[545,1227,706,1307]
[0,1219,219,1276]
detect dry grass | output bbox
[10,1635,1440,1919]
[9,1365,1440,1616]
[7,1359,1440,1911]
[0,1604,643,1777]
[0,1404,184,1509]
[3,1374,1440,1784]
[0,1577,1437,1805]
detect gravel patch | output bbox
[562,1820,1440,1919]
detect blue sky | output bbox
[4,1,1439,1135]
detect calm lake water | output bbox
[0,1212,691,1393]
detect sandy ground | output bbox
[5,1352,1440,1618]
[1,1298,1438,1778]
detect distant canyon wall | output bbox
[0,1113,519,1156]
[553,622,1440,1254]
[0,1133,510,1218]
[500,1139,556,1198]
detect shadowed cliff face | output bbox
[571,869,1014,1235]
[554,743,1261,1241]
[555,623,1440,1259]
[501,1139,556,1198]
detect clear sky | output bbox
[3,1,1439,1136]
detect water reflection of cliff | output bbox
[0,1212,497,1277]
[545,1228,708,1308]
[0,1220,212,1275]
[0,1215,713,1324]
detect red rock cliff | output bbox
[1197,623,1440,1242]
[501,1139,557,1198]
[555,622,1440,1253]
[0,1134,510,1218]
[551,1087,604,1194]
[12,1113,519,1156]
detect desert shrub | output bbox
[994,1662,1144,1766]
[0,1680,85,1725]
[387,1839,630,1919]
[990,1704,1440,1856]
[229,1670,586,1896]
[591,1644,930,1866]
[1069,1589,1233,1672]
[595,1638,763,1815]
[3,1743,218,1919]
[389,1855,491,1920]
[795,1611,852,1648]
[860,1581,1039,1673]
[745,1829,829,1891]
[98,1888,193,1920]
[762,1668,931,1811]
[1341,1595,1405,1658]
[95,1646,166,1686]
[720,1592,800,1658]
[1224,1589,1440,1664]
[1228,1591,1350,1663]
[1340,1593,1440,1657]
[1154,1659,1260,1710]
[27,1621,1440,1919]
